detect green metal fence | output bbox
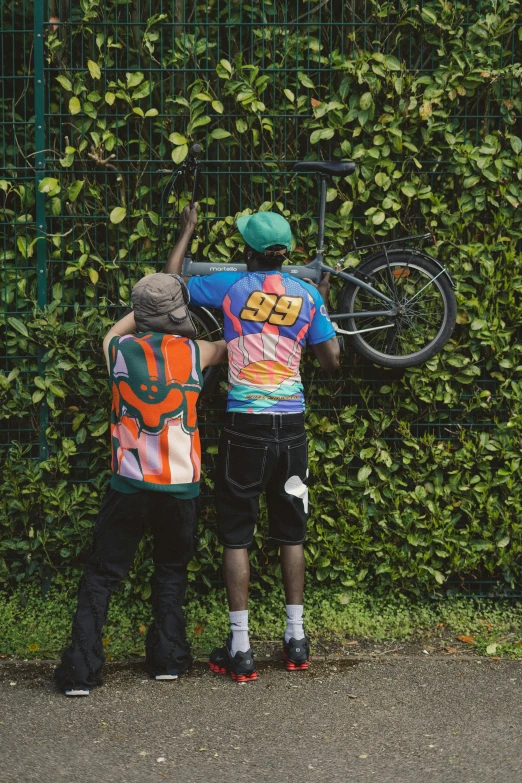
[2,1,522,595]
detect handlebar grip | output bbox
[189,143,202,160]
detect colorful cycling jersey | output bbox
[187,270,336,413]
[108,332,202,496]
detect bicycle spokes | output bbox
[348,261,447,357]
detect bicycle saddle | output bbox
[293,160,356,176]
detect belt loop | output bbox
[231,413,235,427]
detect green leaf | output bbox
[48,383,65,398]
[7,317,29,337]
[131,81,152,100]
[401,184,416,198]
[212,100,224,114]
[83,101,97,119]
[211,128,232,139]
[190,115,211,130]
[510,136,522,154]
[90,422,109,437]
[310,128,334,144]
[38,177,59,194]
[169,132,188,145]
[219,59,233,74]
[105,92,116,106]
[171,144,188,164]
[384,55,401,71]
[56,75,72,91]
[126,72,145,88]
[216,62,231,79]
[497,536,510,548]
[87,60,101,79]
[284,89,295,102]
[470,319,487,330]
[110,206,127,224]
[360,92,373,110]
[375,173,391,190]
[486,643,498,655]
[357,465,372,482]
[17,236,33,258]
[339,200,353,217]
[67,180,84,202]
[421,7,437,24]
[145,108,158,117]
[298,72,315,89]
[371,211,386,225]
[69,96,81,115]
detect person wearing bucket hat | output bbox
[131,272,197,338]
[165,206,340,683]
[55,264,226,696]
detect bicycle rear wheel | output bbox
[189,306,224,396]
[338,252,457,368]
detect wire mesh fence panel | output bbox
[1,0,522,596]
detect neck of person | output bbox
[246,259,283,273]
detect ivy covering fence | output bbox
[1,0,522,599]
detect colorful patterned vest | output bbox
[108,333,202,497]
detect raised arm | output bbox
[102,311,136,373]
[310,337,340,371]
[302,273,340,371]
[196,339,228,369]
[304,271,332,307]
[164,203,199,277]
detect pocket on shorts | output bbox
[225,441,268,490]
[286,438,308,478]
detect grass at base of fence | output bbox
[1,585,521,661]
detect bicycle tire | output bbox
[189,306,224,397]
[338,251,457,368]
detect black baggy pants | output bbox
[54,488,197,690]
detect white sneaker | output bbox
[154,674,179,681]
[65,688,89,696]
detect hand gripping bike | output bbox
[178,147,457,370]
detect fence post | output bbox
[34,1,48,460]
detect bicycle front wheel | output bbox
[338,252,457,368]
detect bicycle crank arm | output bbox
[332,322,395,336]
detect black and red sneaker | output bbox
[282,635,310,671]
[209,635,258,682]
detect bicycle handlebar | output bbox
[182,257,323,283]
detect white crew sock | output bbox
[285,604,304,643]
[229,610,250,656]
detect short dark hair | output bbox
[244,243,287,269]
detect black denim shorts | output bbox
[215,412,308,548]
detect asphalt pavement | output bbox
[1,657,521,783]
